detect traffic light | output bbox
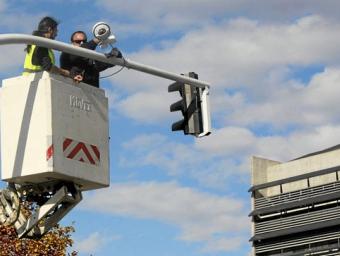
[168,72,211,137]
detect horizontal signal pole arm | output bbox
[0,34,211,88]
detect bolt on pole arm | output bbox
[0,34,211,88]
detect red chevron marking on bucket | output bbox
[46,144,54,161]
[63,138,100,166]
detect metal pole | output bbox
[0,34,210,88]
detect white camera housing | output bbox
[92,22,116,48]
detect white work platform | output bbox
[0,72,109,190]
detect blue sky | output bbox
[2,1,340,255]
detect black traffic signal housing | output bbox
[168,72,211,137]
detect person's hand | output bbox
[105,47,122,58]
[70,67,83,83]
[73,74,83,83]
[52,66,70,77]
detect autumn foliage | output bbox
[0,224,77,256]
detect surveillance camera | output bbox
[92,22,117,48]
[92,22,110,40]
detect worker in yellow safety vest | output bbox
[23,16,82,82]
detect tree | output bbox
[0,224,77,256]
[0,185,79,255]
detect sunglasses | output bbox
[72,39,87,44]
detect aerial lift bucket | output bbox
[0,72,109,237]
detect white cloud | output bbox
[197,124,340,162]
[116,91,173,123]
[0,0,7,12]
[81,181,249,253]
[0,46,26,78]
[201,236,244,253]
[237,1,340,22]
[229,67,340,127]
[118,122,340,191]
[121,133,201,176]
[119,133,250,190]
[107,15,340,126]
[95,0,236,31]
[0,2,42,34]
[255,125,340,161]
[124,15,340,88]
[96,0,340,34]
[0,13,40,33]
[75,231,119,254]
[195,127,256,156]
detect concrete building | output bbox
[250,145,340,256]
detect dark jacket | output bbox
[26,31,54,71]
[60,40,113,88]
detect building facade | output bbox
[250,145,340,255]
